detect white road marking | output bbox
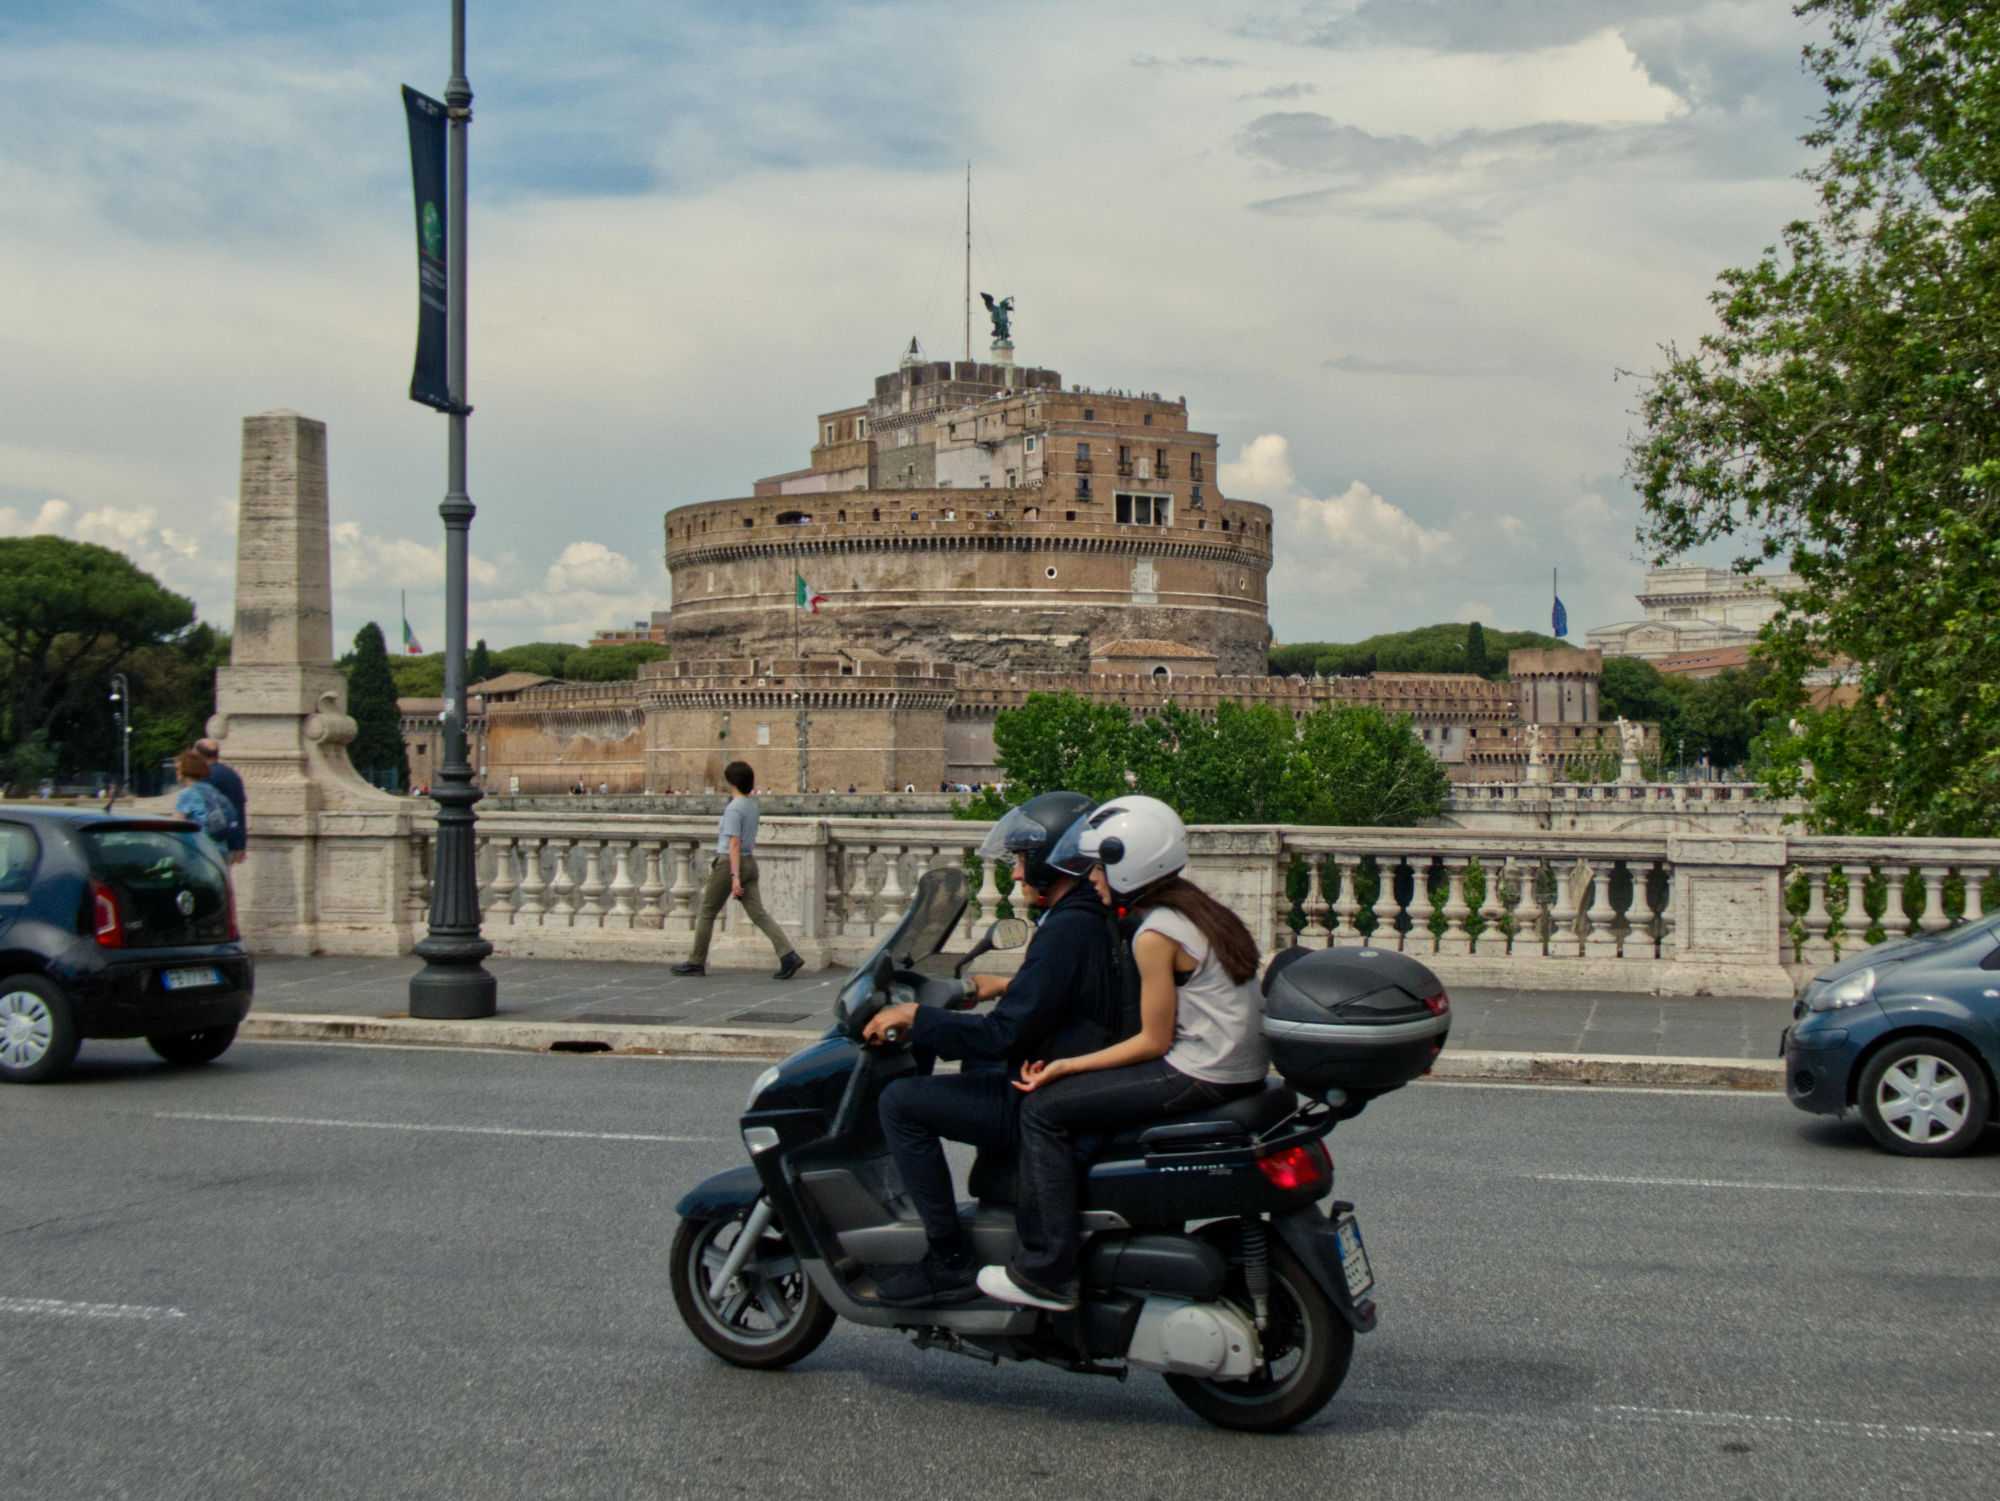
[238,1038,758,1065]
[0,1296,187,1323]
[154,1111,724,1145]
[1596,1402,1998,1448]
[1532,1171,2000,1200]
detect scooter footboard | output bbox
[1274,1204,1378,1333]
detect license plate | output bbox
[162,967,222,992]
[1334,1213,1374,1300]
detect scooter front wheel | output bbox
[1164,1238,1354,1433]
[671,1210,836,1370]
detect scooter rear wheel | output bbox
[672,1212,836,1370]
[1164,1239,1354,1433]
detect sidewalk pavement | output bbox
[244,954,1794,1088]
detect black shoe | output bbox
[671,961,705,977]
[774,952,804,981]
[872,1248,981,1307]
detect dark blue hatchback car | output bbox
[0,807,253,1084]
[1784,913,2000,1156]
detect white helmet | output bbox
[1048,794,1188,895]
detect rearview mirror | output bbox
[990,917,1031,951]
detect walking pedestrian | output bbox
[194,738,248,866]
[671,761,803,980]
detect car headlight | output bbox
[745,1063,781,1113]
[1809,967,1876,1012]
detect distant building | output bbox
[1587,566,1799,661]
[589,610,670,648]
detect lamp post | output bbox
[107,673,131,793]
[409,0,496,1019]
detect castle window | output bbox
[1143,413,1153,426]
[856,417,869,437]
[872,508,881,521]
[1152,665,1170,681]
[1066,510,1076,521]
[1083,408,1095,421]
[1046,567,1058,579]
[1025,435,1038,453]
[775,510,812,525]
[1077,477,1091,498]
[1221,519,1230,531]
[1191,454,1204,480]
[1077,442,1090,460]
[837,510,846,522]
[824,424,835,444]
[743,516,753,528]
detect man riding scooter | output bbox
[859,791,1128,1305]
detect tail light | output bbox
[225,877,240,942]
[90,880,126,948]
[1256,1141,1330,1192]
[1423,989,1450,1017]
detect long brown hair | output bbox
[1127,875,1260,984]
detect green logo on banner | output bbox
[421,202,443,261]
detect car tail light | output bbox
[225,877,240,942]
[1256,1141,1330,1192]
[90,880,126,948]
[1423,989,1450,1017]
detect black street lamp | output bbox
[107,672,132,794]
[409,0,496,1019]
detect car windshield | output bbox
[81,824,231,947]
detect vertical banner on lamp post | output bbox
[402,85,452,411]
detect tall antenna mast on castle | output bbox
[963,161,971,362]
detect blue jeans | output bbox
[879,1072,1021,1247]
[1012,1060,1245,1292]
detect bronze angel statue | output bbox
[980,292,1015,340]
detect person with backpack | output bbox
[979,795,1270,1312]
[173,750,242,862]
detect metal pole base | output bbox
[408,942,497,1019]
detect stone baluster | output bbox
[1963,868,1986,924]
[836,847,866,938]
[1476,857,1506,955]
[976,858,1003,930]
[667,840,698,937]
[1404,855,1434,954]
[575,840,607,926]
[513,837,547,926]
[1330,857,1362,944]
[1836,864,1871,955]
[546,838,578,925]
[1879,864,1913,939]
[637,840,667,929]
[1799,865,1835,966]
[1547,859,1576,957]
[604,841,637,930]
[1583,859,1620,958]
[878,844,907,919]
[1300,855,1331,948]
[408,834,432,917]
[1917,865,1950,934]
[1437,859,1472,956]
[959,853,986,942]
[487,835,518,925]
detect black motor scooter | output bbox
[670,867,1411,1433]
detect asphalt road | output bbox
[4,1040,1996,1501]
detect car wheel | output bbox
[1856,1037,1992,1157]
[147,1025,239,1067]
[0,974,82,1085]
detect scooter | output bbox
[669,867,1384,1432]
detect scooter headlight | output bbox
[745,1064,781,1113]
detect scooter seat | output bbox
[1095,1077,1297,1155]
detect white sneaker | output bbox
[977,1264,1077,1311]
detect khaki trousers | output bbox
[687,852,793,965]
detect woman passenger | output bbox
[978,795,1268,1311]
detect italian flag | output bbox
[795,572,828,613]
[402,609,424,655]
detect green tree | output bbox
[562,643,671,682]
[0,536,195,763]
[345,622,407,789]
[1464,621,1490,677]
[984,692,1143,805]
[1628,0,2000,834]
[469,638,493,685]
[1291,707,1448,826]
[1274,623,1562,682]
[388,652,445,697]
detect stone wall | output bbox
[483,683,647,794]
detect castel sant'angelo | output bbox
[480,319,1628,794]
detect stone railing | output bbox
[402,814,2000,998]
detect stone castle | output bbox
[468,340,1643,794]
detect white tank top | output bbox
[1136,907,1269,1086]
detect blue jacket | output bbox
[204,760,248,853]
[909,882,1123,1071]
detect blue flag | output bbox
[1552,595,1568,638]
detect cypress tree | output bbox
[469,637,492,686]
[346,622,408,790]
[1464,620,1490,678]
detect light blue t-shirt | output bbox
[715,796,760,856]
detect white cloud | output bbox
[1454,600,1497,624]
[1498,513,1526,540]
[1222,434,1451,563]
[544,540,637,594]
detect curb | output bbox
[239,1013,1784,1091]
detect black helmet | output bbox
[977,790,1095,891]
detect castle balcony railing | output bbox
[404,815,2000,998]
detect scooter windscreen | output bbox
[835,866,969,1024]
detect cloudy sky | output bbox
[0,1,1825,653]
